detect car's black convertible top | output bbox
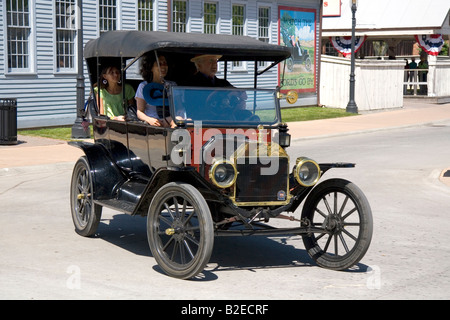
[84,30,291,62]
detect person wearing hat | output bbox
[187,54,232,87]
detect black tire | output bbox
[301,178,373,270]
[70,156,102,237]
[147,182,214,279]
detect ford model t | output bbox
[70,31,372,279]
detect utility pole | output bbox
[346,0,358,114]
[72,0,90,138]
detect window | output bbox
[232,4,245,36]
[324,41,338,56]
[99,0,117,34]
[55,0,76,71]
[138,0,153,31]
[258,7,270,43]
[6,0,32,72]
[203,2,217,34]
[172,0,187,32]
[232,4,245,69]
[257,7,270,69]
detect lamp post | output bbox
[71,0,90,138]
[346,0,358,114]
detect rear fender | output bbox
[69,141,127,200]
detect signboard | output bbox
[323,0,341,17]
[279,6,316,94]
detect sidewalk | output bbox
[287,99,450,141]
[1,100,449,182]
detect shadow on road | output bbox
[94,213,369,281]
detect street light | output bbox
[346,0,358,114]
[71,0,90,138]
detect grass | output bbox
[17,107,357,140]
[281,106,357,122]
[18,126,93,141]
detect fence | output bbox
[403,69,428,96]
[320,55,404,111]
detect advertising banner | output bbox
[279,6,316,94]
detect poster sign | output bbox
[323,0,341,17]
[279,6,316,94]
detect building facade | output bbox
[0,0,322,129]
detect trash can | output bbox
[0,98,18,145]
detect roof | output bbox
[84,31,291,62]
[323,0,450,38]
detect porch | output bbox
[403,56,450,103]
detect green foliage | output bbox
[439,42,449,56]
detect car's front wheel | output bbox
[147,182,214,279]
[301,178,373,270]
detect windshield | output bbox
[170,86,281,126]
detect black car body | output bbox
[70,31,373,279]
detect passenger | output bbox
[94,66,135,120]
[187,54,232,87]
[418,55,428,95]
[135,54,175,127]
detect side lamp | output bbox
[278,123,291,148]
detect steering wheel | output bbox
[206,91,237,120]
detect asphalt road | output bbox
[1,121,450,301]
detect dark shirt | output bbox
[184,72,232,87]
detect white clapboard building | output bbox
[0,0,322,128]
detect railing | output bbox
[404,69,428,96]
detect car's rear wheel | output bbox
[301,178,373,270]
[147,182,214,279]
[70,156,102,237]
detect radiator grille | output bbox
[234,157,289,204]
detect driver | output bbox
[184,54,254,121]
[186,54,232,87]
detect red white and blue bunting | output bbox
[415,34,444,56]
[330,36,367,58]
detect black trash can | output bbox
[0,98,18,145]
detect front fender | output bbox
[287,162,356,213]
[320,162,355,174]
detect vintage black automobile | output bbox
[70,31,373,279]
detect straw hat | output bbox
[190,54,223,62]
